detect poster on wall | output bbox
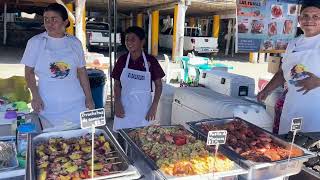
[236,0,300,53]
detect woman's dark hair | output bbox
[44,3,70,27]
[300,0,320,12]
[125,26,146,40]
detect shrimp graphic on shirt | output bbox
[50,62,70,79]
[289,64,308,85]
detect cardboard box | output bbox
[267,55,281,74]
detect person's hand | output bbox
[115,101,125,118]
[85,97,95,110]
[31,95,44,113]
[146,104,157,121]
[296,72,320,95]
[257,89,270,102]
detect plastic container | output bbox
[87,68,106,109]
[17,123,36,157]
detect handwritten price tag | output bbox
[206,130,227,146]
[80,108,106,129]
[291,117,302,131]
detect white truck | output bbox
[86,22,121,50]
[159,27,218,55]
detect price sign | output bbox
[287,117,303,169]
[80,108,106,129]
[291,117,302,131]
[207,130,227,177]
[206,130,227,146]
[80,108,106,179]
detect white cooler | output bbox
[171,87,272,132]
[200,70,255,98]
[153,83,176,125]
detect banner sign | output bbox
[236,0,300,52]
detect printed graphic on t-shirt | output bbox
[50,61,70,79]
[289,64,307,85]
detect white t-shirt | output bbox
[46,35,68,51]
[21,32,86,68]
[286,34,320,53]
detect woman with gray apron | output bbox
[258,2,320,134]
[21,3,94,130]
[111,26,165,131]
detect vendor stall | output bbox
[0,87,318,180]
[119,125,248,179]
[187,117,315,180]
[26,128,141,180]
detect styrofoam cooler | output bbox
[171,87,272,132]
[153,83,176,125]
[200,70,255,98]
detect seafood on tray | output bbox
[199,119,304,162]
[129,125,234,176]
[35,133,127,180]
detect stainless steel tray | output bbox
[120,125,248,180]
[187,117,316,179]
[0,141,19,172]
[27,128,140,180]
[302,166,320,179]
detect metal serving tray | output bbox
[27,128,140,180]
[119,125,248,180]
[187,118,316,180]
[0,141,19,172]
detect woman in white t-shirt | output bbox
[258,2,320,134]
[21,3,94,130]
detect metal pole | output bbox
[148,11,152,54]
[108,0,114,118]
[114,0,117,63]
[225,19,232,56]
[175,2,187,59]
[112,0,117,117]
[3,2,7,45]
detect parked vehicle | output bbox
[86,21,121,49]
[159,27,218,54]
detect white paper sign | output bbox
[291,117,302,131]
[80,108,106,129]
[206,130,227,146]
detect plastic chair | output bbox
[163,54,183,83]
